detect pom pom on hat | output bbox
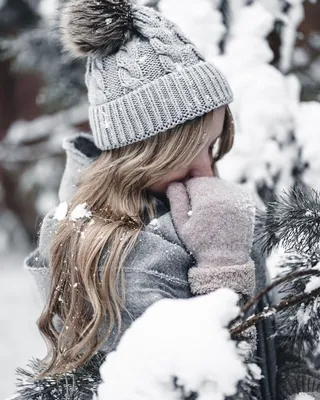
[60,0,134,58]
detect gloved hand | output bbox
[167,177,255,267]
[167,177,256,296]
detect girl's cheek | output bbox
[168,171,190,184]
[150,167,191,193]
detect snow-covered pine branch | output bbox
[255,184,320,365]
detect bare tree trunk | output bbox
[0,164,39,243]
[0,60,16,140]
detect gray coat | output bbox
[25,133,320,400]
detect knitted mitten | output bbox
[167,177,256,298]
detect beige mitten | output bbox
[167,177,256,297]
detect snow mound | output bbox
[98,288,254,400]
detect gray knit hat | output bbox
[61,0,233,150]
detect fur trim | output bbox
[60,0,133,58]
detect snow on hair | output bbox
[60,0,134,58]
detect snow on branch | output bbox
[0,102,89,163]
[159,0,318,204]
[159,0,225,58]
[3,102,88,145]
[253,184,320,362]
[279,0,305,73]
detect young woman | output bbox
[22,1,320,399]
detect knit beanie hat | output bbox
[61,0,233,150]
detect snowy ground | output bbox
[0,252,46,399]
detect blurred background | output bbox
[0,0,319,397]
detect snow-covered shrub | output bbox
[98,288,261,400]
[160,0,319,204]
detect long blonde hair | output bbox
[38,107,234,377]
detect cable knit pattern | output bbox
[85,5,233,150]
[116,40,150,91]
[132,5,201,72]
[85,57,113,105]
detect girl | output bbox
[22,1,320,399]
